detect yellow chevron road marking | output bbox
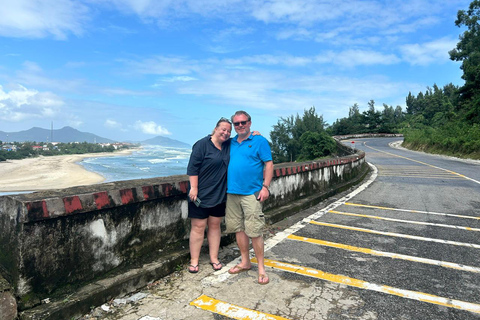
[365,143,480,185]
[190,294,290,320]
[287,234,480,273]
[309,220,480,249]
[252,258,480,314]
[344,202,480,220]
[379,174,464,179]
[329,210,480,232]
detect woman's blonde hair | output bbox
[211,117,232,135]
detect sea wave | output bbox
[148,158,169,164]
[79,145,191,182]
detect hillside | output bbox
[0,126,115,143]
[141,136,191,148]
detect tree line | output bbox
[0,142,126,162]
[402,0,480,158]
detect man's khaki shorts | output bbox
[225,194,265,238]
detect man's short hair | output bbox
[231,110,251,122]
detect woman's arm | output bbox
[188,175,199,201]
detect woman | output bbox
[186,117,232,273]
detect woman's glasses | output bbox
[217,117,232,125]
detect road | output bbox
[82,137,480,320]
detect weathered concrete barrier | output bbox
[0,142,367,319]
[0,274,17,320]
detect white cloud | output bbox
[322,50,401,67]
[121,56,200,75]
[134,120,171,135]
[0,84,64,121]
[250,0,346,25]
[156,76,197,84]
[105,119,122,128]
[103,0,245,19]
[218,51,399,69]
[0,0,90,39]
[400,37,457,66]
[14,61,87,92]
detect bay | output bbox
[80,145,191,183]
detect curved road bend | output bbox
[91,137,480,320]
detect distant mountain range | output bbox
[141,136,190,148]
[0,126,191,148]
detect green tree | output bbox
[449,0,480,123]
[270,106,331,162]
[297,131,336,161]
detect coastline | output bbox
[0,148,139,193]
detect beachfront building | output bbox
[1,144,16,151]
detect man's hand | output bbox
[257,187,270,202]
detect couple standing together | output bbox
[186,110,273,285]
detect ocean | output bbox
[80,145,191,182]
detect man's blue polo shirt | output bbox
[227,133,272,195]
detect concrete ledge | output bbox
[0,274,17,320]
[266,160,370,225]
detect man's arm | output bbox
[258,160,273,202]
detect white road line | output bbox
[287,234,480,273]
[344,202,480,220]
[329,210,480,232]
[365,144,480,185]
[309,220,480,249]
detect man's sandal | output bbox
[228,265,251,274]
[188,264,199,273]
[258,274,269,285]
[210,262,223,271]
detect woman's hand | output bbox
[189,187,198,201]
[252,130,261,136]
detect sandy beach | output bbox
[0,148,137,193]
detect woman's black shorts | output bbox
[188,201,226,219]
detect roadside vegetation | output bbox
[270,107,337,163]
[401,0,480,159]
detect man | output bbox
[225,110,274,285]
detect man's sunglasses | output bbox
[233,121,248,126]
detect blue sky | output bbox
[0,0,471,145]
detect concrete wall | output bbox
[0,143,367,313]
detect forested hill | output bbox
[0,126,115,143]
[141,136,191,148]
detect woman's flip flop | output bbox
[210,262,223,271]
[188,264,199,273]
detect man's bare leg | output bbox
[252,235,268,284]
[228,231,252,273]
